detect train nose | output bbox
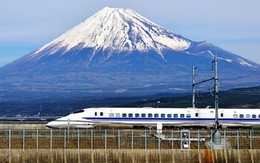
[46,121,65,129]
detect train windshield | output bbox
[72,110,84,114]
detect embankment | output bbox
[0,149,259,163]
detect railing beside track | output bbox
[0,129,260,150]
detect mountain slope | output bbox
[0,7,259,96]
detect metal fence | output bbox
[0,129,260,150]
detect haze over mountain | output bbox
[0,7,259,97]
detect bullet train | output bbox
[46,107,260,130]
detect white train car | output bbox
[46,107,260,129]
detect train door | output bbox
[195,110,200,124]
[219,110,224,118]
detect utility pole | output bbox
[214,54,219,131]
[191,54,221,145]
[192,66,196,108]
[213,54,221,145]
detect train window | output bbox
[258,115,260,118]
[73,110,84,114]
[135,113,140,117]
[167,114,172,118]
[161,114,165,118]
[100,112,103,116]
[246,114,250,118]
[195,113,198,117]
[148,113,153,118]
[186,114,191,118]
[109,113,114,117]
[141,113,146,117]
[95,112,97,116]
[116,113,120,117]
[252,114,256,118]
[128,113,133,118]
[174,114,178,118]
[180,114,185,118]
[233,114,238,118]
[154,114,159,118]
[239,114,244,118]
[122,113,127,117]
[220,113,224,117]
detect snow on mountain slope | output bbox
[33,7,191,58]
[0,7,259,95]
[9,7,257,71]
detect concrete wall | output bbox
[0,122,46,129]
[0,149,259,163]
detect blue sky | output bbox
[1,0,260,67]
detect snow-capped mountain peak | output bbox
[1,7,259,96]
[34,7,191,57]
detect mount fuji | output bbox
[0,7,259,96]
